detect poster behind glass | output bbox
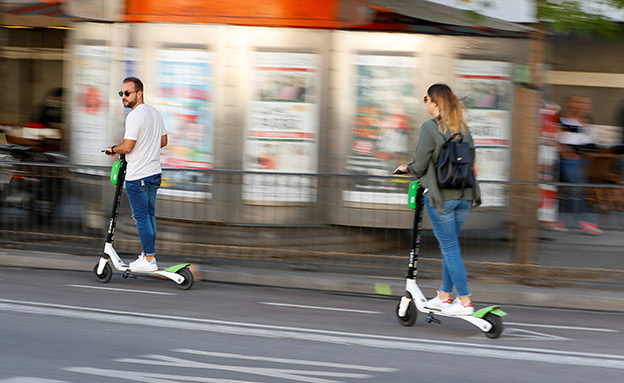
[243,52,320,203]
[71,45,110,166]
[454,60,513,207]
[112,47,140,147]
[343,55,418,205]
[153,49,214,195]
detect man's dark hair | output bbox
[123,77,144,92]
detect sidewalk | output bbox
[1,247,623,312]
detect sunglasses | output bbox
[118,90,137,97]
[423,95,433,104]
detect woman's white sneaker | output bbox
[425,292,453,311]
[441,298,474,316]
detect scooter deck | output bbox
[113,263,191,274]
[96,254,192,287]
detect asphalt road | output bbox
[1,267,623,383]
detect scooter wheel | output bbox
[396,300,417,326]
[93,262,112,283]
[483,313,504,339]
[175,267,194,290]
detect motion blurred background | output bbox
[1,0,623,286]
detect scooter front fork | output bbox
[96,257,109,275]
[398,296,412,317]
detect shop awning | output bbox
[1,0,80,27]
[360,0,534,37]
[1,0,532,36]
[4,0,68,16]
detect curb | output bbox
[2,251,624,312]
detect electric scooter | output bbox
[92,153,194,290]
[395,179,506,338]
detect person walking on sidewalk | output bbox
[105,77,168,271]
[395,83,481,316]
[556,94,601,235]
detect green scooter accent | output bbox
[164,263,191,273]
[472,305,508,318]
[407,180,419,210]
[110,160,122,185]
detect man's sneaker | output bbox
[441,298,474,316]
[425,291,453,311]
[129,254,158,271]
[579,221,602,235]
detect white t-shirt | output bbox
[558,117,594,146]
[124,104,167,181]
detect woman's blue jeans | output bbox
[559,158,593,224]
[424,195,472,297]
[125,173,161,256]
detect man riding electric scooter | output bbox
[104,77,167,272]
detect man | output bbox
[105,77,168,271]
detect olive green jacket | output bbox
[406,118,482,211]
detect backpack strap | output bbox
[446,132,463,143]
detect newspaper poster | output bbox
[454,60,513,207]
[70,45,111,166]
[111,47,141,145]
[124,47,139,78]
[538,102,561,222]
[243,52,320,202]
[154,49,214,170]
[343,55,418,204]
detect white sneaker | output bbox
[129,254,158,271]
[128,253,144,268]
[425,291,453,311]
[441,298,474,316]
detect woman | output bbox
[556,94,601,235]
[395,83,481,316]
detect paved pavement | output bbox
[1,246,623,312]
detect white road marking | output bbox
[64,368,260,383]
[506,321,618,333]
[0,379,66,383]
[65,284,176,296]
[174,349,397,372]
[115,354,372,383]
[260,301,382,314]
[66,349,393,383]
[499,328,570,341]
[67,349,394,383]
[3,298,624,370]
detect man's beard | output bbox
[124,99,136,109]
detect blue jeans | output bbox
[559,158,594,224]
[424,195,472,297]
[126,174,161,256]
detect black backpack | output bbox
[437,132,475,193]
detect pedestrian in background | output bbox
[395,83,481,316]
[556,94,601,235]
[617,99,624,178]
[105,77,168,271]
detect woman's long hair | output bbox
[427,83,468,135]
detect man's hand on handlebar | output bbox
[102,146,116,156]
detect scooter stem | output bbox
[105,155,127,244]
